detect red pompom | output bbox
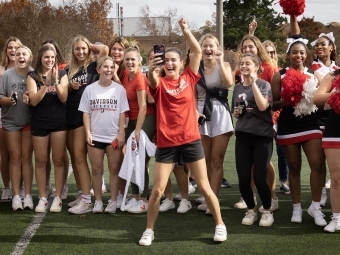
[279,0,306,16]
[327,75,340,114]
[281,68,307,107]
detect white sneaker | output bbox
[68,200,93,214]
[259,198,279,212]
[23,194,34,209]
[308,205,327,226]
[173,193,182,201]
[93,200,104,213]
[105,200,117,214]
[50,196,62,212]
[159,198,175,212]
[45,184,53,198]
[195,195,205,204]
[35,197,48,213]
[12,195,23,211]
[61,185,68,200]
[139,229,154,246]
[206,208,212,215]
[324,217,340,233]
[116,192,124,207]
[234,197,247,209]
[198,201,208,211]
[1,187,12,202]
[259,211,274,227]
[19,188,25,201]
[320,193,327,207]
[68,193,82,208]
[177,199,192,213]
[291,208,303,223]
[242,210,258,225]
[214,224,227,242]
[188,183,195,195]
[325,179,331,189]
[128,200,148,213]
[124,198,138,211]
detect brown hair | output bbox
[109,36,130,79]
[35,45,58,84]
[237,35,272,65]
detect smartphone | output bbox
[235,101,245,114]
[11,91,18,106]
[153,44,165,65]
[198,116,205,125]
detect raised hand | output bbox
[178,18,188,31]
[249,16,257,36]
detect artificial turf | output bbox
[1,135,340,255]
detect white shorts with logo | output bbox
[198,100,234,138]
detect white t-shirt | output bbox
[78,81,129,143]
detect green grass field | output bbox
[1,135,339,255]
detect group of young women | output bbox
[0,12,340,246]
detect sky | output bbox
[51,0,338,28]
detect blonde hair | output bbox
[97,56,114,69]
[16,46,33,64]
[237,35,272,65]
[0,37,22,67]
[68,36,92,79]
[124,47,142,70]
[199,34,221,48]
[262,40,278,67]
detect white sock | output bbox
[322,187,326,194]
[293,203,301,210]
[312,200,320,209]
[78,190,82,195]
[82,195,91,204]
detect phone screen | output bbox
[153,44,165,65]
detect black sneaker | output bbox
[189,177,197,188]
[279,183,290,195]
[221,178,232,188]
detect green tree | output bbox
[223,0,287,52]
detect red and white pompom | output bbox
[281,68,306,107]
[281,68,318,117]
[327,75,340,114]
[279,0,306,16]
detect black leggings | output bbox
[235,132,273,210]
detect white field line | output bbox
[11,164,74,255]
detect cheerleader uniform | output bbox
[311,59,338,131]
[276,67,322,145]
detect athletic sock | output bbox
[312,200,320,209]
[81,195,91,204]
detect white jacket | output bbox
[119,130,156,211]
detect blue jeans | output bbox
[276,143,288,182]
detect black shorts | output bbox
[89,140,111,150]
[31,125,67,137]
[155,140,205,163]
[67,122,83,130]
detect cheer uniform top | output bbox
[66,62,98,129]
[276,67,322,145]
[28,70,67,130]
[311,59,338,130]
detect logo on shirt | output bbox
[131,137,139,156]
[238,93,248,106]
[165,78,189,96]
[90,98,118,113]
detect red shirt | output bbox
[122,71,153,120]
[150,67,201,148]
[260,62,278,83]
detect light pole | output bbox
[216,0,224,52]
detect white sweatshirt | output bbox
[119,130,156,211]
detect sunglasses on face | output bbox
[267,51,275,55]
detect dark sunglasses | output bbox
[267,51,276,55]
